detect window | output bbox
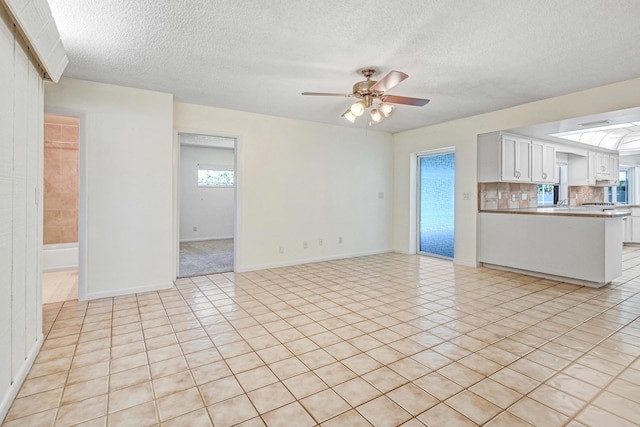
[537,184,556,205]
[197,164,234,187]
[607,169,628,204]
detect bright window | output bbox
[197,164,234,187]
[537,184,555,205]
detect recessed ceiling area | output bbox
[508,107,640,155]
[45,0,640,133]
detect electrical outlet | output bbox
[463,192,470,200]
[279,246,284,254]
[318,239,323,246]
[521,192,528,200]
[303,241,308,249]
[338,237,343,244]
[193,226,197,232]
[378,192,384,199]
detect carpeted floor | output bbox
[179,238,234,277]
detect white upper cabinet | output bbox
[531,140,556,184]
[500,135,532,182]
[568,151,619,186]
[478,132,555,184]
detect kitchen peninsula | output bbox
[478,207,629,287]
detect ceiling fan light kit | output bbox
[302,68,430,126]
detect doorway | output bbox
[418,150,455,258]
[178,133,236,277]
[42,113,80,303]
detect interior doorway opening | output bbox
[42,113,81,303]
[417,149,456,259]
[178,133,236,277]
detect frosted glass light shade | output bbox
[343,111,357,123]
[350,101,366,116]
[370,109,383,123]
[379,102,395,117]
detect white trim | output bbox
[42,242,78,272]
[174,127,240,278]
[83,281,174,301]
[0,334,43,423]
[414,147,456,259]
[44,108,86,301]
[235,249,393,273]
[180,236,233,243]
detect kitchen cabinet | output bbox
[623,216,631,242]
[629,208,640,243]
[593,152,619,184]
[478,132,534,183]
[501,135,531,182]
[531,141,556,184]
[479,211,625,287]
[568,151,619,186]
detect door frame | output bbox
[43,108,87,301]
[173,129,239,278]
[412,147,456,259]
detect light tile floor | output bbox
[42,270,78,304]
[5,248,640,426]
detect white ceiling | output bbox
[46,0,640,134]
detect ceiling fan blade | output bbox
[381,95,430,106]
[302,92,353,97]
[370,70,408,93]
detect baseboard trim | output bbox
[236,249,393,272]
[43,265,78,273]
[453,258,479,268]
[180,236,233,243]
[0,333,44,424]
[82,281,174,301]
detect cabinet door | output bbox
[587,152,597,185]
[516,138,531,181]
[501,136,518,181]
[595,153,611,179]
[632,217,640,243]
[623,216,631,242]
[531,141,555,183]
[610,155,619,184]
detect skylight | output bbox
[549,122,640,152]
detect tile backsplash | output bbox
[479,183,538,210]
[569,186,604,205]
[479,183,606,210]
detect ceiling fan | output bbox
[302,68,430,125]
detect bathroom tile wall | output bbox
[44,119,79,244]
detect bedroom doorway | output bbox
[178,133,236,277]
[417,149,455,258]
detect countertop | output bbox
[481,206,631,218]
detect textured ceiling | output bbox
[47,0,640,133]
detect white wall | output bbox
[180,145,234,241]
[174,102,394,272]
[393,77,640,267]
[44,78,175,299]
[0,6,44,422]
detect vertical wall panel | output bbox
[0,4,44,421]
[11,33,28,380]
[25,58,42,347]
[0,5,15,396]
